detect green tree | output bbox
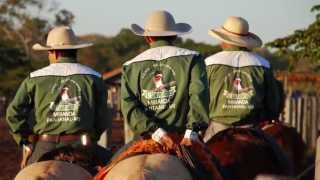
[0,0,74,96]
[266,4,320,72]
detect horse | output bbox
[103,153,193,180]
[14,160,92,180]
[37,145,113,175]
[30,129,293,180]
[96,128,294,180]
[36,146,196,180]
[95,135,224,180]
[205,127,292,180]
[259,121,307,176]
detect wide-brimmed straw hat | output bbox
[131,10,192,36]
[208,16,262,49]
[32,26,92,51]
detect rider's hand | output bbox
[159,134,176,149]
[151,128,176,149]
[180,129,205,147]
[21,143,34,169]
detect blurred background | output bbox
[0,0,319,179]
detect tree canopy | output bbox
[1,0,317,96]
[0,1,221,96]
[0,0,74,96]
[266,4,320,72]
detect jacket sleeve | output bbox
[264,69,284,120]
[186,55,209,131]
[121,67,161,135]
[6,78,33,145]
[93,78,112,141]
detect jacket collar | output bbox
[124,45,199,66]
[30,63,101,78]
[205,51,270,68]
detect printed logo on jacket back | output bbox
[141,64,176,111]
[222,70,255,110]
[47,79,82,122]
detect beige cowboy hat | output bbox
[208,16,262,49]
[15,160,92,180]
[32,26,92,51]
[131,10,192,36]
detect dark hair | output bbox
[149,36,177,43]
[49,49,77,58]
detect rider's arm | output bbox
[93,78,112,141]
[186,55,209,132]
[121,67,163,136]
[6,78,33,145]
[264,68,283,120]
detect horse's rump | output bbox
[38,145,112,175]
[206,128,289,180]
[15,160,92,180]
[104,153,193,180]
[96,136,222,180]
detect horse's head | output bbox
[206,128,286,180]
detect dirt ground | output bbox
[0,118,20,180]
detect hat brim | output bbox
[32,43,93,51]
[208,27,262,49]
[131,23,192,36]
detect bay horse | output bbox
[205,127,292,180]
[259,121,307,176]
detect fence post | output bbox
[296,96,302,133]
[283,89,291,124]
[311,96,317,148]
[315,136,320,180]
[302,95,308,145]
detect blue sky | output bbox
[55,0,317,44]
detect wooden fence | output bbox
[316,136,320,180]
[279,91,320,148]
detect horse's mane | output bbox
[208,128,270,165]
[260,121,307,175]
[206,128,286,180]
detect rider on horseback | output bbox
[203,16,283,141]
[203,16,292,175]
[6,26,112,168]
[121,10,209,153]
[114,10,222,179]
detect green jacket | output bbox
[205,50,282,125]
[121,40,209,135]
[6,57,110,145]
